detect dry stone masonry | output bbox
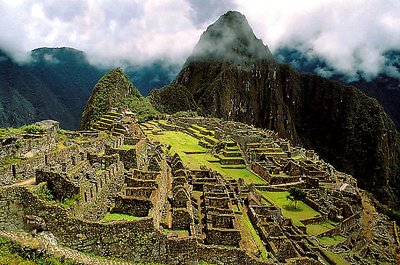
[0,111,398,264]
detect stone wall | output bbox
[172,208,191,230]
[301,215,326,226]
[0,155,45,186]
[117,148,137,170]
[0,134,55,158]
[205,228,241,247]
[135,139,148,170]
[0,187,26,230]
[197,244,269,265]
[251,163,271,182]
[112,197,153,217]
[36,170,80,200]
[0,183,281,265]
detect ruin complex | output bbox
[0,110,398,264]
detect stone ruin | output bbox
[0,112,397,265]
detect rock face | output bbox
[149,11,400,208]
[79,68,141,130]
[275,46,400,130]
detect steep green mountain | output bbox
[28,47,106,128]
[149,11,400,210]
[0,48,104,129]
[79,68,158,130]
[0,50,76,128]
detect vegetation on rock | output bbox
[80,67,159,129]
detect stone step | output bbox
[219,157,245,165]
[224,140,237,147]
[222,150,241,157]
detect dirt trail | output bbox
[1,177,35,188]
[358,190,375,243]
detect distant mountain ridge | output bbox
[150,11,400,211]
[0,47,174,129]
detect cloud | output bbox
[0,0,399,80]
[234,0,400,79]
[0,0,210,66]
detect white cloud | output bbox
[0,0,206,66]
[234,0,400,78]
[0,0,399,79]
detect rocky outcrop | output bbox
[149,11,400,209]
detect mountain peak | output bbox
[186,11,273,65]
[79,67,141,129]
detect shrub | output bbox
[21,124,45,135]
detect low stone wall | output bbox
[316,226,340,238]
[316,213,360,238]
[36,170,80,200]
[112,197,153,217]
[205,228,241,247]
[197,244,269,265]
[220,157,244,165]
[301,215,326,226]
[303,197,320,212]
[0,155,45,186]
[270,176,301,185]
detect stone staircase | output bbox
[92,112,127,136]
[185,124,219,148]
[216,141,245,168]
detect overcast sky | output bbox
[0,0,399,79]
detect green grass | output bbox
[150,131,265,184]
[0,124,44,138]
[321,249,351,265]
[258,191,321,226]
[291,154,303,160]
[306,220,337,236]
[118,144,136,150]
[101,213,141,222]
[59,195,80,209]
[151,131,205,153]
[240,211,269,260]
[318,235,346,246]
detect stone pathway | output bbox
[358,190,375,243]
[0,230,135,265]
[2,177,35,188]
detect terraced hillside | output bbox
[0,113,398,264]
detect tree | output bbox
[287,187,307,209]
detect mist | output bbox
[0,0,399,80]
